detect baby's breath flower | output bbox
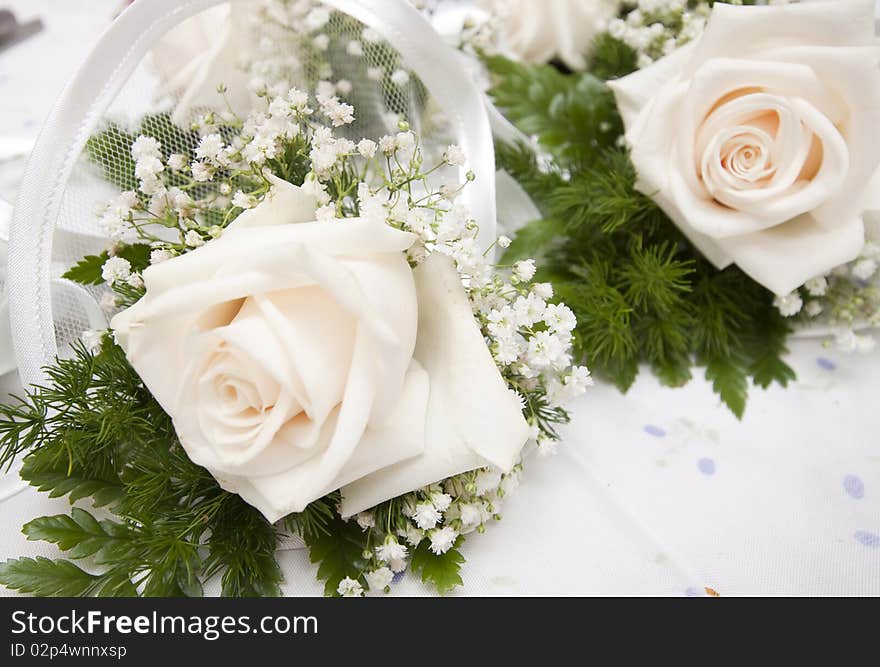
[388,557,407,574]
[443,144,466,167]
[412,502,442,530]
[378,135,397,155]
[287,87,310,111]
[458,503,482,529]
[357,138,377,159]
[99,293,118,313]
[195,133,224,161]
[232,191,255,209]
[852,258,878,281]
[428,526,459,555]
[336,577,364,597]
[544,303,577,333]
[375,536,408,563]
[355,512,375,530]
[134,156,164,180]
[513,259,536,282]
[184,230,205,248]
[131,135,161,160]
[346,40,364,57]
[150,248,172,265]
[430,492,452,512]
[805,300,823,317]
[395,131,415,154]
[805,276,828,297]
[474,468,503,496]
[390,69,410,86]
[400,525,424,548]
[80,329,105,355]
[367,66,383,81]
[532,282,553,299]
[317,94,355,127]
[167,153,187,171]
[190,162,213,182]
[364,567,394,593]
[101,256,131,285]
[773,291,803,317]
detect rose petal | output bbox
[683,94,849,235]
[229,174,318,229]
[723,213,865,296]
[134,217,416,307]
[764,45,880,230]
[168,2,254,126]
[687,0,878,74]
[213,324,379,520]
[608,43,696,129]
[215,361,430,523]
[339,253,529,516]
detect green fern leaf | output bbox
[303,516,369,597]
[410,540,465,596]
[0,557,101,597]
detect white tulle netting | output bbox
[8,0,494,385]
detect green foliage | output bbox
[23,509,130,562]
[588,33,639,81]
[61,243,152,286]
[86,114,200,192]
[303,515,371,597]
[61,254,108,286]
[704,357,748,419]
[0,557,136,597]
[410,539,465,596]
[485,56,623,169]
[0,340,342,597]
[488,55,795,416]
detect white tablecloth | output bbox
[0,0,877,597]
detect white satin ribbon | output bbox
[0,192,107,502]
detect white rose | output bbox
[480,0,621,70]
[111,175,528,522]
[609,0,880,295]
[149,2,255,126]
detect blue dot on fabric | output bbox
[644,425,666,437]
[391,570,405,584]
[843,475,865,500]
[697,458,716,476]
[684,587,702,597]
[854,531,880,548]
[817,357,836,371]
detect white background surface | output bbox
[0,0,877,596]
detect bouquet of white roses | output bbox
[478,0,880,416]
[0,0,589,597]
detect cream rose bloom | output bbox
[609,0,880,296]
[111,175,528,522]
[149,2,254,127]
[480,0,621,70]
